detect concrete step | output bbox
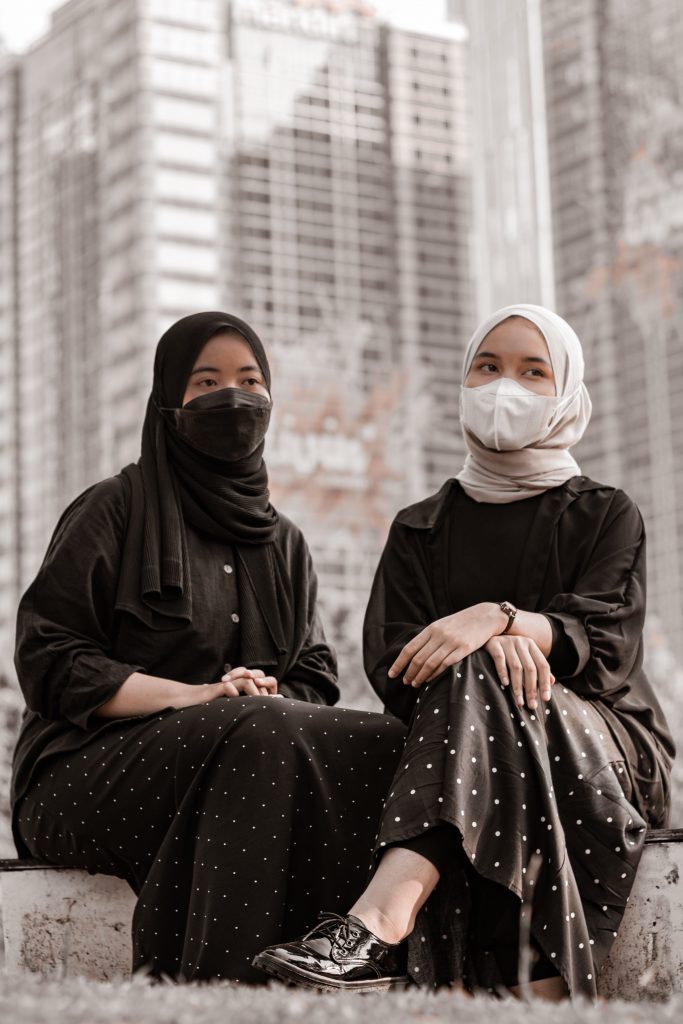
[1,829,682,994]
[599,829,683,1000]
[0,862,135,980]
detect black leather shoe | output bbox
[253,912,411,991]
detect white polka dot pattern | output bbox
[371,649,664,999]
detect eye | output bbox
[197,377,218,387]
[478,362,498,372]
[524,368,545,377]
[243,377,263,387]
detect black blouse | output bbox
[11,476,339,811]
[363,475,674,764]
[447,487,578,677]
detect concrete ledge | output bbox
[1,830,683,993]
[0,864,135,980]
[599,829,683,1000]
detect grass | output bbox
[0,973,682,1024]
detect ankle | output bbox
[349,906,408,945]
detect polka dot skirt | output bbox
[15,697,406,983]
[373,647,670,999]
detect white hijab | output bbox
[455,303,593,503]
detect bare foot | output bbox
[349,907,404,945]
[509,975,569,1001]
[449,980,472,997]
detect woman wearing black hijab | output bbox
[10,312,406,983]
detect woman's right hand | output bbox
[388,603,503,687]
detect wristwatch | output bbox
[498,600,517,635]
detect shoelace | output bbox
[304,912,362,954]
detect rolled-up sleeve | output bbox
[14,478,145,730]
[538,490,646,701]
[543,613,587,678]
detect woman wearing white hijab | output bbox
[254,305,673,1001]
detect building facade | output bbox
[463,0,683,667]
[2,0,474,702]
[465,0,555,312]
[0,46,19,680]
[540,0,683,661]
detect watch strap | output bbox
[499,601,517,635]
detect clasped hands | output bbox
[387,603,555,710]
[199,667,282,700]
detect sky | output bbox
[0,0,452,53]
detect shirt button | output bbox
[223,663,232,674]
[223,564,233,574]
[231,612,240,623]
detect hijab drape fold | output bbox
[114,312,289,663]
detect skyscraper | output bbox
[465,0,555,312]
[464,0,683,668]
[2,0,474,701]
[12,0,110,609]
[0,45,19,680]
[540,0,683,661]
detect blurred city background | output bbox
[0,0,681,854]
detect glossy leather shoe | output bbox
[253,912,411,991]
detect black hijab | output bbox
[115,312,291,665]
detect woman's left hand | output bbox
[388,603,503,687]
[484,634,555,709]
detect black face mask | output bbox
[160,387,272,462]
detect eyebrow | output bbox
[474,350,552,367]
[189,364,263,375]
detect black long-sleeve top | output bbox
[363,475,674,763]
[11,475,339,811]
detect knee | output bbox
[417,651,509,708]
[173,697,298,770]
[467,654,509,703]
[230,695,314,753]
[248,695,328,744]
[174,697,267,756]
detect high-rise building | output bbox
[224,4,473,677]
[540,0,683,661]
[465,0,555,312]
[3,0,474,702]
[10,0,110,610]
[0,45,19,680]
[464,0,683,666]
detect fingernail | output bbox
[528,700,537,709]
[222,674,231,681]
[542,690,551,700]
[501,677,509,685]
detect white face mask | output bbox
[459,377,562,451]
